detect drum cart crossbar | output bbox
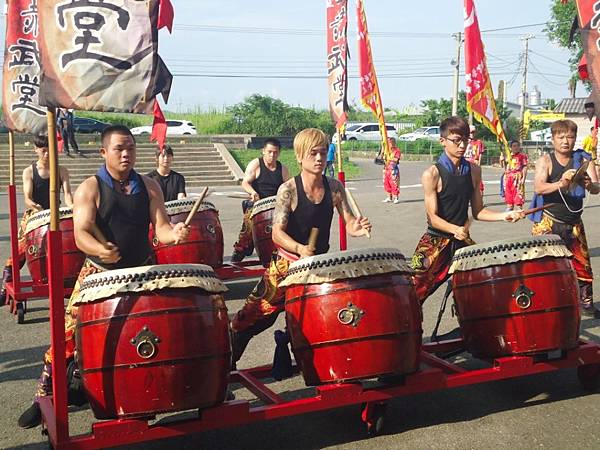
[40,337,600,449]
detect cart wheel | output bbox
[16,302,25,324]
[577,364,600,392]
[361,402,387,437]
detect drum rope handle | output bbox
[558,186,589,214]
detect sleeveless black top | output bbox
[543,153,583,224]
[429,163,473,237]
[89,175,153,269]
[251,158,284,199]
[286,175,333,255]
[32,162,51,210]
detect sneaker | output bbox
[581,305,600,319]
[230,251,245,263]
[393,198,400,204]
[18,403,41,429]
[382,198,392,203]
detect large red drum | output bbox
[450,235,580,358]
[24,207,85,287]
[282,248,422,385]
[250,196,276,267]
[74,264,231,419]
[151,199,224,268]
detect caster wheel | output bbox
[577,364,600,392]
[16,302,25,324]
[361,402,387,437]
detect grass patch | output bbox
[229,149,361,179]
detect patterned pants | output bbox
[532,215,594,306]
[35,259,105,399]
[383,170,400,197]
[504,171,525,207]
[4,209,33,270]
[232,200,255,257]
[410,232,470,304]
[230,255,291,363]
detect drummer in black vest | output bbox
[231,138,290,262]
[18,125,190,429]
[532,119,600,318]
[410,116,523,305]
[1,135,73,305]
[230,128,371,365]
[146,144,187,202]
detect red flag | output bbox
[576,0,600,106]
[158,0,175,33]
[2,0,48,134]
[151,101,167,150]
[37,0,172,114]
[579,53,589,80]
[464,0,508,149]
[327,0,349,130]
[357,0,390,160]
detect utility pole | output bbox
[519,34,534,142]
[451,32,462,116]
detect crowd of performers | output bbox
[1,115,599,429]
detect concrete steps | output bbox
[0,143,242,189]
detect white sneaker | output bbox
[382,198,392,203]
[393,198,400,204]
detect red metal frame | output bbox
[40,339,600,449]
[4,185,72,318]
[337,170,347,251]
[215,259,267,280]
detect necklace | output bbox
[116,179,129,194]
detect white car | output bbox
[398,126,440,142]
[130,120,197,136]
[345,123,398,141]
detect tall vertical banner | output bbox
[327,0,349,130]
[576,0,600,107]
[37,0,172,115]
[2,0,48,134]
[463,0,509,157]
[357,0,390,161]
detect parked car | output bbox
[73,117,111,133]
[398,126,440,142]
[130,120,197,136]
[345,123,398,141]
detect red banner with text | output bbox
[327,0,349,130]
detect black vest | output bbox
[429,163,473,237]
[286,175,333,255]
[89,176,153,269]
[251,158,284,199]
[32,162,51,210]
[543,153,583,224]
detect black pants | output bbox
[61,129,79,154]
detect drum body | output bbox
[74,264,231,419]
[24,207,85,287]
[151,199,224,268]
[282,248,422,385]
[450,236,580,358]
[250,196,276,267]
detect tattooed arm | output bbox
[330,179,372,237]
[272,179,314,257]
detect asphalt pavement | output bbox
[0,158,598,449]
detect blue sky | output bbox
[1,1,577,113]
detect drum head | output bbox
[25,206,74,234]
[74,264,227,305]
[280,247,412,287]
[164,198,217,216]
[250,196,277,218]
[449,235,571,274]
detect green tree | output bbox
[545,0,582,84]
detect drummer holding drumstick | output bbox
[1,135,74,306]
[18,125,190,429]
[410,116,524,305]
[230,128,372,366]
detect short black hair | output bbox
[155,144,174,158]
[101,125,135,148]
[264,138,281,150]
[440,116,469,139]
[33,135,48,149]
[510,140,520,146]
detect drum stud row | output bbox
[79,268,217,290]
[286,250,406,275]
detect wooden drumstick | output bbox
[522,203,556,216]
[184,186,209,227]
[308,227,319,253]
[226,193,252,199]
[345,188,371,239]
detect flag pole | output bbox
[7,130,21,296]
[336,127,347,251]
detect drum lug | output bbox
[513,284,535,309]
[338,302,365,327]
[27,244,38,255]
[206,224,216,234]
[152,237,159,247]
[130,326,160,359]
[265,224,272,233]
